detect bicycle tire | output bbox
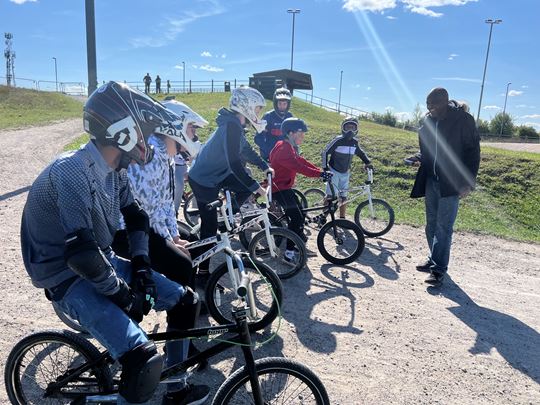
[52,301,89,335]
[205,258,283,332]
[248,228,307,279]
[212,357,330,405]
[317,219,365,265]
[354,198,395,237]
[5,329,113,405]
[182,193,200,227]
[303,188,326,208]
[238,212,283,250]
[292,188,308,209]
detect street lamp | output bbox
[85,0,98,95]
[52,57,58,92]
[182,61,185,93]
[476,18,502,124]
[500,81,511,135]
[338,70,343,114]
[287,9,300,70]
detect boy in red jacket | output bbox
[270,118,332,260]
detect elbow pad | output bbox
[121,201,150,234]
[64,228,116,288]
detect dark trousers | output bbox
[189,175,253,271]
[273,189,304,249]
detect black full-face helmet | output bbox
[341,117,359,139]
[83,81,176,167]
[273,87,292,117]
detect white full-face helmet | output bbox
[159,99,208,158]
[229,86,267,133]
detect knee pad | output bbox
[167,287,200,331]
[119,341,163,403]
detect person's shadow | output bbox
[429,276,540,384]
[357,237,404,280]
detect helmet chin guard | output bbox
[229,86,267,133]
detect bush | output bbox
[477,118,490,135]
[489,112,514,136]
[517,125,539,139]
[371,110,398,127]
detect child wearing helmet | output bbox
[20,82,209,404]
[322,117,373,219]
[254,87,294,161]
[270,117,330,259]
[188,86,271,280]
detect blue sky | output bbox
[1,0,539,129]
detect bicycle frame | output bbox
[335,168,375,210]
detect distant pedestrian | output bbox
[411,87,480,287]
[155,75,162,94]
[167,79,171,94]
[143,72,152,94]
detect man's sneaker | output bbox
[424,271,445,287]
[284,249,296,263]
[162,383,210,405]
[416,260,434,272]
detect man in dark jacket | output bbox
[410,88,480,287]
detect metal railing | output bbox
[294,90,370,118]
[121,79,249,94]
[1,76,87,95]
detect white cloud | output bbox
[221,54,227,58]
[520,114,540,119]
[197,64,224,72]
[174,64,185,70]
[192,64,198,69]
[395,112,410,121]
[483,105,501,110]
[386,15,397,19]
[201,51,212,57]
[343,0,397,12]
[10,0,37,4]
[516,104,536,109]
[448,53,459,60]
[522,122,540,130]
[354,84,361,88]
[521,85,528,89]
[366,86,372,91]
[432,76,481,83]
[406,5,442,17]
[508,90,523,97]
[385,106,394,111]
[329,87,337,91]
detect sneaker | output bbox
[162,383,210,405]
[424,271,445,287]
[404,152,422,166]
[284,249,296,263]
[416,260,434,272]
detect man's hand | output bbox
[108,279,145,323]
[173,237,191,258]
[131,255,157,315]
[320,170,333,182]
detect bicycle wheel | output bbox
[205,258,283,331]
[52,301,89,335]
[304,188,326,208]
[5,329,113,405]
[238,212,283,250]
[354,198,395,237]
[317,219,365,265]
[213,357,330,405]
[248,228,307,279]
[292,188,308,209]
[182,193,200,227]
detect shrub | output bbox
[517,125,539,139]
[489,112,514,136]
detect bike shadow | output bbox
[356,237,404,280]
[428,276,540,384]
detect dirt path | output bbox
[0,121,539,404]
[482,141,540,153]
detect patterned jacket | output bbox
[254,110,293,161]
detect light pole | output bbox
[500,81,511,135]
[85,0,98,95]
[338,70,343,114]
[287,9,300,70]
[52,57,58,92]
[476,18,502,124]
[182,61,185,93]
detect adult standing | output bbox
[155,75,162,94]
[411,87,480,287]
[143,72,152,94]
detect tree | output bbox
[489,112,514,136]
[476,118,490,134]
[517,125,539,140]
[410,103,424,128]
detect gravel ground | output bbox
[0,121,539,404]
[482,141,540,153]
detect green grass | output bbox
[0,85,83,130]
[64,91,540,243]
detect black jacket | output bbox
[411,106,480,198]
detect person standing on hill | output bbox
[411,87,480,287]
[143,73,152,94]
[155,75,162,94]
[254,87,293,161]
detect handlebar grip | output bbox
[206,199,223,211]
[236,274,250,297]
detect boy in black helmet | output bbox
[322,117,373,219]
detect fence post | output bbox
[234,79,237,88]
[211,79,214,92]
[189,80,192,93]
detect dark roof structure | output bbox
[249,69,313,99]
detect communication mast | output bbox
[4,32,16,86]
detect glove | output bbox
[131,255,157,315]
[264,167,275,178]
[108,278,145,323]
[320,170,333,182]
[365,163,374,170]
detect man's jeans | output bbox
[425,177,460,274]
[56,254,188,404]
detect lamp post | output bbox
[287,9,300,70]
[338,70,343,114]
[500,81,511,135]
[85,0,98,95]
[476,18,502,124]
[52,57,58,92]
[182,61,185,93]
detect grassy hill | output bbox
[0,85,82,129]
[66,91,540,243]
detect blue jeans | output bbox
[424,177,460,274]
[174,164,188,214]
[56,253,188,404]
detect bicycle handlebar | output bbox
[206,199,223,211]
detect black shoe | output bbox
[188,341,208,370]
[300,233,308,243]
[425,271,445,287]
[162,384,210,405]
[416,260,434,272]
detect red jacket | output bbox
[269,140,322,191]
